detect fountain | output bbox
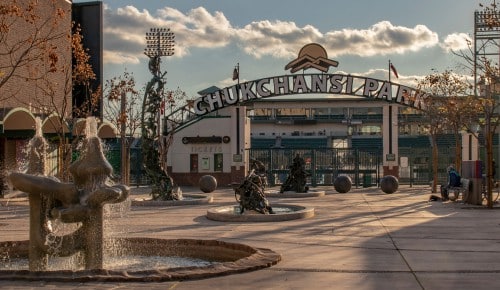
[0,117,279,282]
[206,169,315,222]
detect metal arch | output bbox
[162,73,426,134]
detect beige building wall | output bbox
[167,106,249,185]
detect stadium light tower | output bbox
[141,28,178,200]
[144,28,175,58]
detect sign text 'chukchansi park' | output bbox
[193,73,428,116]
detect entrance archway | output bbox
[164,73,426,181]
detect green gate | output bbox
[248,148,382,188]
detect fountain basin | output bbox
[132,194,213,206]
[0,238,280,282]
[265,189,325,198]
[207,204,315,222]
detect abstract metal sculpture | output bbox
[141,28,180,200]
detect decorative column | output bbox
[382,104,399,177]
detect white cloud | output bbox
[441,33,471,52]
[235,20,322,59]
[103,50,141,65]
[324,21,438,57]
[102,5,441,64]
[102,5,234,63]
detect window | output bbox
[214,153,223,172]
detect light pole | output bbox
[141,28,177,200]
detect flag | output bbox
[390,63,399,79]
[232,67,239,81]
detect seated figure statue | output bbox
[280,154,310,193]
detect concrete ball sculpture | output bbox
[380,175,399,194]
[333,175,352,193]
[199,175,217,193]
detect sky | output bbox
[74,0,486,100]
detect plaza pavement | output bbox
[1,184,500,290]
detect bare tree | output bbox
[103,71,141,138]
[416,70,473,192]
[0,0,67,103]
[28,23,100,181]
[452,1,500,208]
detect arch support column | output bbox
[382,105,399,177]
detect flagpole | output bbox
[387,60,393,156]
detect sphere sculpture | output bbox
[380,175,399,194]
[333,175,352,193]
[199,175,217,193]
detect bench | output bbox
[448,178,471,201]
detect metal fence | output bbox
[78,145,500,187]
[248,148,382,188]
[249,145,499,187]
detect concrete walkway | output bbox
[1,185,500,290]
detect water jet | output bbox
[0,117,279,282]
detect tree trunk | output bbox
[431,134,439,193]
[486,127,494,208]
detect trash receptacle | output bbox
[363,174,372,188]
[462,160,482,205]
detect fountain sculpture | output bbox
[1,117,280,282]
[206,166,315,222]
[8,117,129,270]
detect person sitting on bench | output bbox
[441,165,461,201]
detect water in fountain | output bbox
[3,117,221,273]
[26,117,48,176]
[1,117,280,283]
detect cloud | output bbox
[323,21,438,57]
[102,5,234,63]
[103,50,141,65]
[102,5,440,64]
[441,33,471,52]
[235,20,322,59]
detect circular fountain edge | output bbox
[0,238,281,282]
[206,204,315,222]
[131,194,214,206]
[265,189,325,198]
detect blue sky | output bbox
[75,0,485,99]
